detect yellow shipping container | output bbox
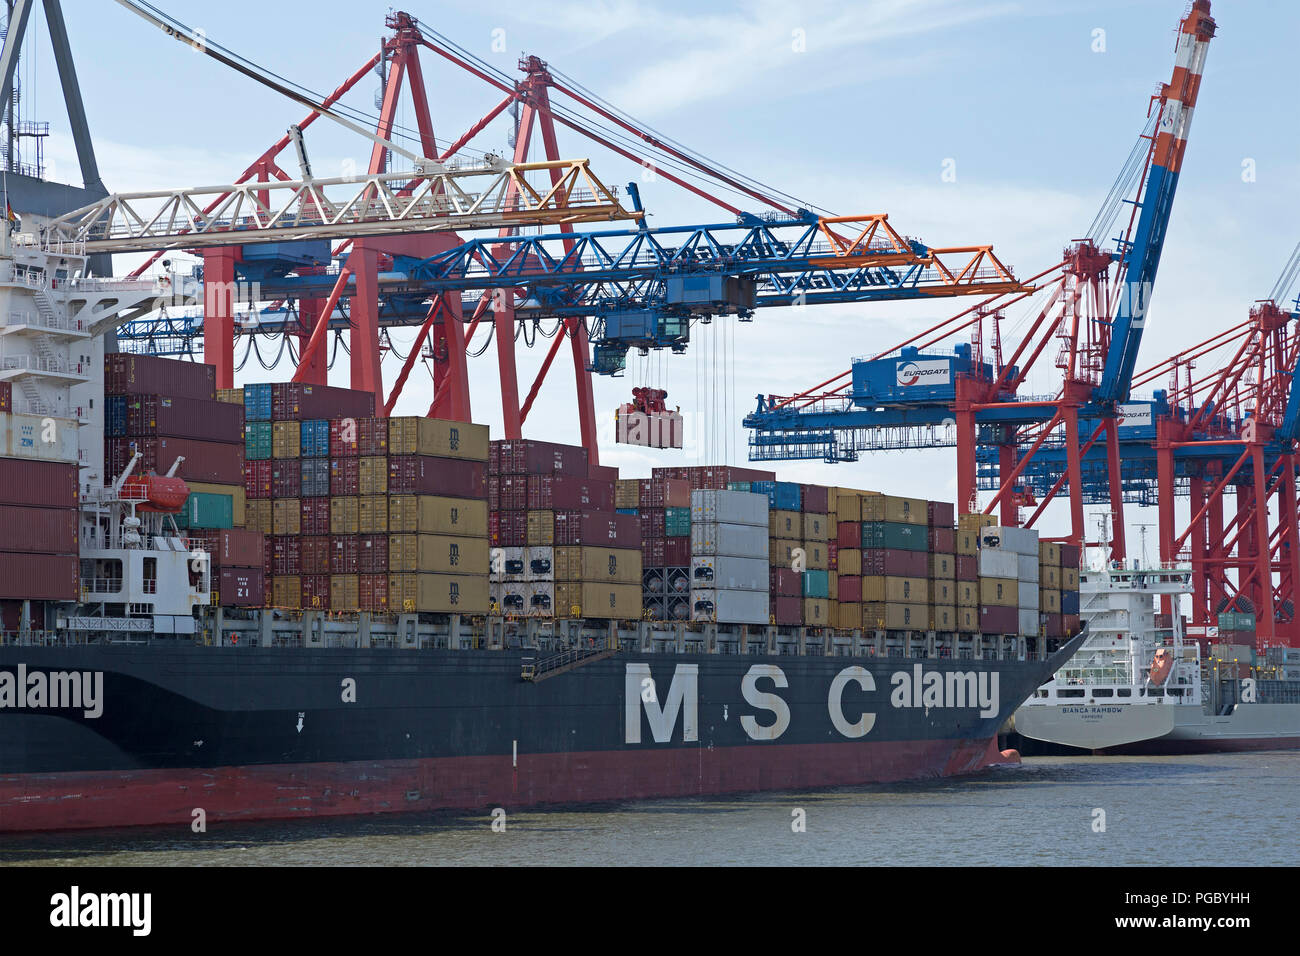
[272,575,301,609]
[554,581,641,619]
[527,510,554,545]
[929,553,955,580]
[246,499,272,534]
[1062,567,1079,590]
[861,493,926,526]
[359,456,388,495]
[955,530,979,555]
[862,602,928,631]
[387,495,488,536]
[930,604,957,631]
[958,513,997,533]
[837,548,861,576]
[1042,565,1061,589]
[553,546,641,584]
[615,479,640,509]
[769,537,799,566]
[802,540,829,571]
[271,421,300,459]
[388,572,489,613]
[803,599,831,627]
[330,574,359,610]
[930,579,955,605]
[956,606,978,633]
[216,388,244,405]
[187,480,247,527]
[330,497,359,535]
[836,601,862,630]
[359,495,388,534]
[387,417,489,461]
[272,498,300,535]
[861,575,927,604]
[769,510,800,538]
[956,580,978,608]
[389,534,490,574]
[979,577,1019,607]
[832,488,862,523]
[802,513,830,541]
[1039,541,1062,565]
[1040,588,1061,614]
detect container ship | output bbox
[1011,562,1300,754]
[0,227,1085,832]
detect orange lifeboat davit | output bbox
[123,475,190,513]
[1148,647,1173,687]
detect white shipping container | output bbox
[490,579,528,614]
[526,581,555,615]
[690,521,768,558]
[497,546,527,581]
[978,548,1018,579]
[526,546,554,581]
[690,489,768,527]
[1018,608,1039,637]
[1017,553,1040,584]
[1020,587,1040,611]
[982,525,1039,556]
[2,412,78,463]
[690,555,769,592]
[689,587,769,625]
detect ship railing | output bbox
[0,630,77,646]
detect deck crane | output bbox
[106,5,1027,464]
[743,0,1216,558]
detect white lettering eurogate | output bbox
[625,663,698,743]
[739,664,790,740]
[828,665,877,738]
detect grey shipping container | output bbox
[690,521,768,557]
[690,555,769,592]
[689,587,769,625]
[689,489,768,527]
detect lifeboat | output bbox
[122,474,190,513]
[1148,647,1173,687]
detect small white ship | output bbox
[1013,561,1300,753]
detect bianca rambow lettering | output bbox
[49,886,151,937]
[0,665,103,718]
[625,663,1000,744]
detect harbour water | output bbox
[2,752,1294,866]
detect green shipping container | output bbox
[176,492,234,530]
[860,520,928,552]
[1217,611,1255,632]
[726,481,751,492]
[665,507,691,536]
[245,421,273,460]
[801,569,830,598]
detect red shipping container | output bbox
[245,459,273,499]
[861,548,928,577]
[330,534,359,574]
[330,458,360,497]
[0,553,78,600]
[388,456,487,498]
[359,534,388,573]
[272,382,374,421]
[216,566,264,607]
[492,510,527,546]
[799,484,829,514]
[641,537,664,566]
[126,394,243,442]
[588,464,618,484]
[488,441,500,476]
[928,500,955,528]
[359,572,389,611]
[1041,613,1064,638]
[553,511,639,547]
[329,418,360,457]
[837,521,860,548]
[496,475,528,511]
[301,573,330,609]
[271,460,301,498]
[104,354,216,401]
[0,504,77,553]
[663,535,690,566]
[488,476,500,510]
[271,536,302,576]
[526,475,612,511]
[837,574,861,603]
[771,595,802,626]
[828,540,838,570]
[109,436,243,484]
[638,508,664,539]
[1064,613,1081,634]
[1060,543,1081,568]
[955,554,977,581]
[262,536,274,576]
[494,439,588,477]
[300,497,330,535]
[979,604,1018,635]
[0,459,77,509]
[0,381,10,412]
[358,417,388,456]
[638,478,691,509]
[300,536,330,575]
[770,568,801,597]
[929,527,955,553]
[190,528,262,568]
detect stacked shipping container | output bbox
[689,489,770,624]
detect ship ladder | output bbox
[521,644,616,682]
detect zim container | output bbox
[213,566,264,607]
[104,354,215,401]
[553,511,639,547]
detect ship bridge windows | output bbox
[142,557,158,595]
[1092,688,1114,697]
[81,558,123,594]
[1058,689,1086,698]
[1116,688,1132,697]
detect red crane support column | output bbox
[1104,417,1127,562]
[348,245,385,410]
[1277,454,1299,645]
[1062,405,1086,548]
[997,441,1018,527]
[1189,474,1208,627]
[1155,420,1177,617]
[1207,488,1226,616]
[494,287,522,439]
[202,248,239,389]
[955,402,977,515]
[296,266,328,386]
[1251,444,1276,647]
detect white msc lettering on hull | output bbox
[625,663,698,743]
[739,664,791,740]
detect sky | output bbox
[19,0,1300,559]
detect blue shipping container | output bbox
[300,419,330,457]
[616,508,638,516]
[243,383,272,421]
[802,569,830,599]
[1061,589,1080,615]
[105,395,128,437]
[773,481,802,511]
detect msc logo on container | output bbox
[895,359,950,387]
[448,426,460,450]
